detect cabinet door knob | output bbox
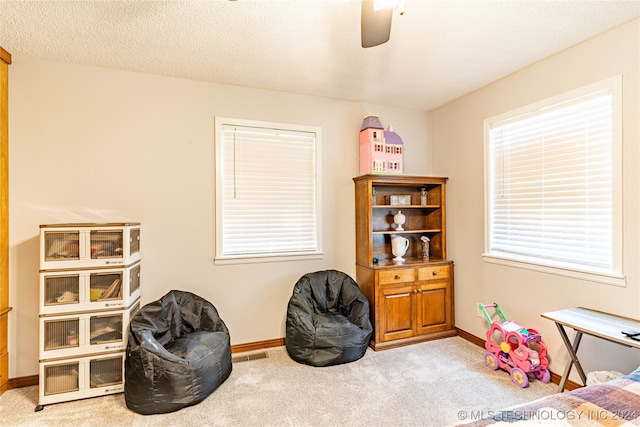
[432,271,437,276]
[394,275,400,280]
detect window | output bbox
[215,117,322,264]
[484,77,623,285]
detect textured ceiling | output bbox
[1,0,639,111]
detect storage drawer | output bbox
[40,223,140,270]
[40,263,141,315]
[379,268,415,285]
[418,265,450,281]
[39,300,140,360]
[38,352,125,406]
[0,350,7,392]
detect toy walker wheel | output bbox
[534,368,551,383]
[511,367,529,388]
[484,352,499,370]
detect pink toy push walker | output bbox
[479,303,550,387]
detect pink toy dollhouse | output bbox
[359,115,404,174]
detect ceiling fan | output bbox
[361,0,405,48]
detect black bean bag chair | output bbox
[124,290,232,415]
[285,270,373,367]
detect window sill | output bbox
[215,251,324,266]
[482,253,625,287]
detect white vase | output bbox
[391,235,410,262]
[394,210,406,231]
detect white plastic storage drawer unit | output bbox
[39,263,141,315]
[37,352,125,407]
[39,300,140,360]
[40,223,141,270]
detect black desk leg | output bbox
[555,323,587,391]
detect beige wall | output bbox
[7,58,431,378]
[431,19,640,379]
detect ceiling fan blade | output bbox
[361,0,393,48]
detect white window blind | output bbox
[485,77,622,280]
[215,118,322,263]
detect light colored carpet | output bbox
[1,337,558,427]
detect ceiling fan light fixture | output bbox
[373,0,400,11]
[361,0,393,48]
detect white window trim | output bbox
[214,117,323,265]
[482,76,624,287]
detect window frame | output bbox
[214,117,323,265]
[482,76,624,286]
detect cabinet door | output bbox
[378,284,416,342]
[0,315,7,394]
[42,360,80,396]
[416,280,452,335]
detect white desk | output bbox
[541,307,640,391]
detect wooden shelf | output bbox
[373,229,441,235]
[373,204,440,209]
[370,257,446,269]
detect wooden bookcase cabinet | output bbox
[354,174,455,350]
[37,223,141,410]
[0,47,10,396]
